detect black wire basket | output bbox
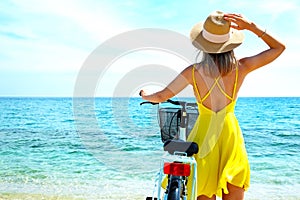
[158,105,199,142]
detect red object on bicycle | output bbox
[163,162,191,176]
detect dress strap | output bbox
[232,66,239,99]
[192,65,202,104]
[192,65,221,103]
[192,65,239,103]
[214,66,238,101]
[201,76,220,102]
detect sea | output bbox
[0,97,299,200]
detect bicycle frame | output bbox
[142,99,199,200]
[155,153,197,200]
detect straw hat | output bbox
[190,11,244,53]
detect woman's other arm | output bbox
[224,13,286,73]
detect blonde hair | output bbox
[196,50,238,77]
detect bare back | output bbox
[191,63,246,112]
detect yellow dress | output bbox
[186,66,250,198]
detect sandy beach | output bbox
[1,192,300,200]
[0,193,146,200]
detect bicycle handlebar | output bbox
[140,99,197,108]
[139,90,197,107]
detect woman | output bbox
[140,11,285,200]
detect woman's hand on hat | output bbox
[224,13,252,31]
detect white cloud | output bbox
[1,0,131,72]
[35,0,129,41]
[0,36,87,72]
[0,0,133,96]
[258,0,299,15]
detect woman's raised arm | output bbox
[224,13,285,73]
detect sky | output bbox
[0,0,299,97]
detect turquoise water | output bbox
[0,97,299,199]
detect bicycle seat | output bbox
[163,140,199,157]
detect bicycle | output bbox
[140,99,199,200]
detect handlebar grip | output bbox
[140,99,178,106]
[140,99,198,107]
[140,101,158,105]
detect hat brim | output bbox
[190,22,244,53]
